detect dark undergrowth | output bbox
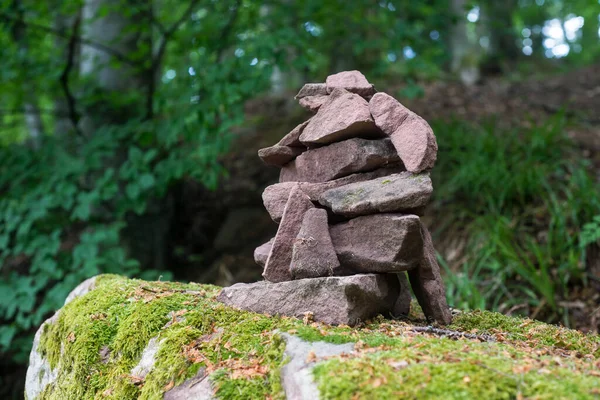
[431,113,600,330]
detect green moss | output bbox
[36,276,600,400]
[451,310,600,356]
[313,333,600,399]
[36,275,306,400]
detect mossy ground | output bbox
[36,275,599,399]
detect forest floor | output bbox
[406,65,600,334]
[404,64,600,166]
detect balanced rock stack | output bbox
[218,71,451,326]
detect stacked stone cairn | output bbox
[217,71,452,326]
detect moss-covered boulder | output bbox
[26,275,600,399]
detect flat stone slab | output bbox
[329,214,423,274]
[369,92,437,173]
[263,186,314,283]
[217,274,400,326]
[299,88,381,146]
[254,237,274,267]
[291,209,340,279]
[258,145,304,167]
[325,70,376,97]
[280,333,354,400]
[299,95,328,113]
[280,138,400,183]
[164,369,214,400]
[408,223,452,325]
[263,166,405,223]
[295,83,328,99]
[278,120,310,148]
[318,172,433,217]
[369,91,410,135]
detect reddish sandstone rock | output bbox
[295,83,328,99]
[329,214,423,274]
[318,172,433,217]
[393,272,412,317]
[325,70,376,97]
[299,88,380,145]
[299,95,329,113]
[258,145,304,167]
[217,274,400,326]
[369,92,410,134]
[254,238,274,268]
[258,120,311,166]
[280,138,400,183]
[391,113,437,173]
[369,92,438,173]
[278,120,310,148]
[290,209,340,279]
[407,223,452,325]
[262,182,297,223]
[263,186,314,283]
[263,166,405,223]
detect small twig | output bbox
[409,326,496,342]
[187,371,208,388]
[140,286,202,295]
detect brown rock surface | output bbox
[325,70,376,97]
[258,145,304,167]
[329,214,423,274]
[391,113,437,173]
[295,83,328,99]
[299,95,329,113]
[263,166,405,223]
[407,224,452,325]
[278,120,310,148]
[290,209,340,279]
[217,274,400,326]
[319,172,433,217]
[299,88,380,145]
[254,238,274,268]
[369,92,410,134]
[263,186,314,283]
[369,92,438,172]
[393,272,412,317]
[280,138,400,183]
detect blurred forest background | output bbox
[1,0,600,397]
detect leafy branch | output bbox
[0,11,138,66]
[146,0,201,119]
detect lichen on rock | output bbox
[26,275,600,399]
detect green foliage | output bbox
[432,115,600,323]
[580,216,600,248]
[37,275,293,400]
[0,0,274,364]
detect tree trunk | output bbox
[481,0,519,72]
[449,0,480,86]
[10,0,45,149]
[52,6,79,138]
[79,0,151,132]
[79,0,172,271]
